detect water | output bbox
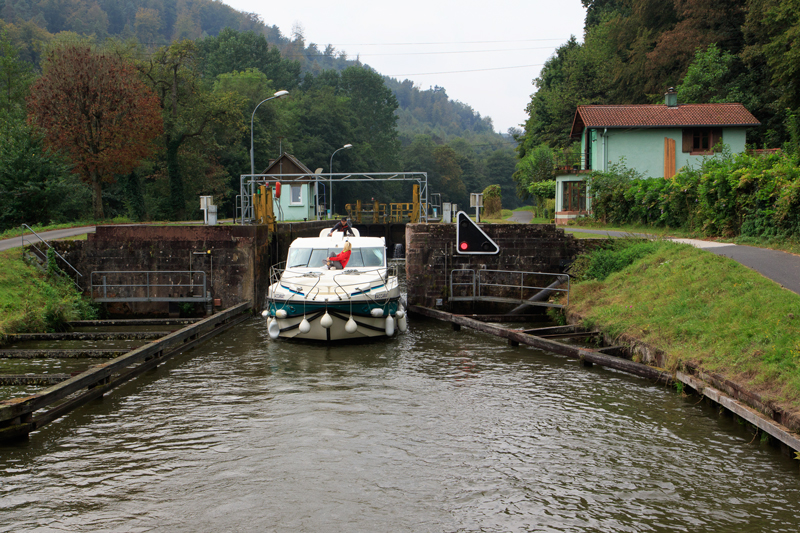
[1,317,798,532]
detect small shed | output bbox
[262,153,318,221]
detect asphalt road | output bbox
[0,226,96,252]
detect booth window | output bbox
[290,185,302,205]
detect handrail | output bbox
[477,270,570,306]
[449,269,569,307]
[449,269,476,301]
[21,224,83,289]
[90,270,210,303]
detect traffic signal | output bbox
[456,211,499,254]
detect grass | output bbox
[568,240,800,413]
[0,249,96,339]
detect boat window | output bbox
[362,247,384,267]
[287,248,312,268]
[288,247,383,268]
[347,249,364,267]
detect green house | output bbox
[554,89,761,225]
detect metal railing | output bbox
[21,224,83,290]
[90,271,211,303]
[449,269,570,308]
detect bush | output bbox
[569,239,662,281]
[585,151,800,240]
[483,184,502,217]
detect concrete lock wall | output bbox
[405,223,591,311]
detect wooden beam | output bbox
[410,305,671,383]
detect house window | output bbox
[693,129,710,151]
[683,128,722,154]
[290,185,302,205]
[562,181,586,212]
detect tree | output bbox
[137,40,245,219]
[0,112,88,231]
[433,145,465,205]
[197,28,300,91]
[677,44,747,104]
[514,144,555,201]
[0,29,34,114]
[484,149,519,209]
[339,66,400,171]
[27,45,163,219]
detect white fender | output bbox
[261,309,269,317]
[384,315,395,336]
[276,309,287,319]
[345,317,358,334]
[268,318,280,339]
[321,311,333,329]
[299,317,311,334]
[370,308,384,318]
[397,313,408,333]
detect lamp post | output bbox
[329,143,352,219]
[246,90,288,223]
[250,90,289,178]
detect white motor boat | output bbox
[263,227,407,340]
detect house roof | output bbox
[261,153,315,180]
[570,103,761,137]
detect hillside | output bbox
[0,0,509,145]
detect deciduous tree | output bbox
[27,45,163,219]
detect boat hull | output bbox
[267,298,400,340]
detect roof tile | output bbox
[571,103,760,137]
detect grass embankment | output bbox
[568,240,800,413]
[0,249,96,340]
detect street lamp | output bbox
[244,90,287,224]
[250,90,289,179]
[329,143,353,219]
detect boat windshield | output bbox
[287,247,384,268]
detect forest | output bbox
[0,0,519,231]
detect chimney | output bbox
[665,87,678,107]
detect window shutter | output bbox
[712,128,723,150]
[682,129,693,152]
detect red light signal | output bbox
[455,211,499,255]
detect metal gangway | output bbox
[237,172,429,225]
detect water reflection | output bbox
[1,317,798,532]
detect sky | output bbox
[221,0,587,133]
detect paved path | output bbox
[0,226,96,252]
[507,211,534,224]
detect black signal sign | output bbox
[455,211,499,254]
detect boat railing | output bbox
[331,263,397,302]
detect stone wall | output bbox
[405,223,590,311]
